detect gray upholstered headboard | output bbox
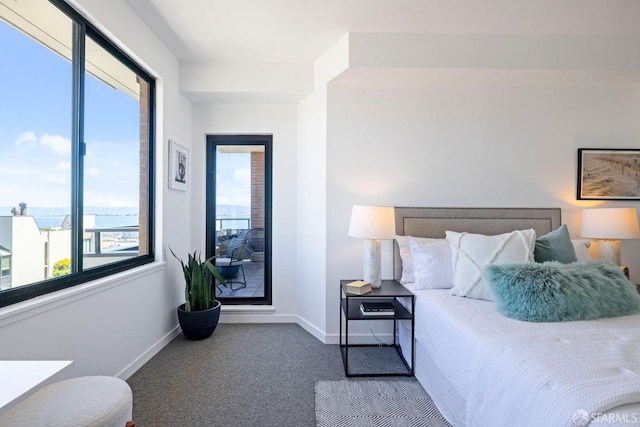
[393,207,561,281]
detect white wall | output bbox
[296,92,328,338]
[3,2,640,378]
[191,103,299,323]
[0,0,191,380]
[325,71,640,337]
[294,35,349,339]
[180,62,313,103]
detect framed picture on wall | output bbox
[577,148,640,200]
[169,139,189,191]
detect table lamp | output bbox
[348,205,396,288]
[580,207,640,265]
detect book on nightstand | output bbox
[360,301,395,316]
[345,280,372,295]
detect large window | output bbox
[206,135,271,305]
[0,0,155,308]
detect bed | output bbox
[393,207,640,427]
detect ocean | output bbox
[1,204,251,229]
[0,206,139,229]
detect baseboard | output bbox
[119,315,348,379]
[219,312,298,323]
[295,316,394,345]
[323,332,340,345]
[296,315,328,343]
[117,325,181,380]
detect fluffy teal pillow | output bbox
[534,224,577,264]
[484,261,640,322]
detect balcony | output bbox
[214,221,265,298]
[84,221,265,297]
[84,226,140,256]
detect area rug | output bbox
[315,380,452,427]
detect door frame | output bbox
[205,134,272,305]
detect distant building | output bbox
[0,215,98,289]
[0,244,11,290]
[0,215,49,288]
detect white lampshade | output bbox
[348,205,396,240]
[580,208,640,240]
[581,207,640,265]
[348,205,395,289]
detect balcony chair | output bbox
[245,227,265,260]
[215,237,247,292]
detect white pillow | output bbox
[408,237,452,290]
[447,229,536,300]
[395,235,440,284]
[571,239,593,261]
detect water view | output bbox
[0,206,139,229]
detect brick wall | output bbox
[250,152,264,229]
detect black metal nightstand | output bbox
[339,279,415,377]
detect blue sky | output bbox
[0,18,251,212]
[215,152,251,207]
[0,19,140,208]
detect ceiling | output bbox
[125,0,640,65]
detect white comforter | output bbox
[406,288,640,427]
[467,330,640,427]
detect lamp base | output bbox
[597,239,621,265]
[363,239,382,288]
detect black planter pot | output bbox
[177,301,222,340]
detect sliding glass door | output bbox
[206,135,271,304]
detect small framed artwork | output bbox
[169,139,188,191]
[577,148,640,200]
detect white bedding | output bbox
[404,285,640,426]
[468,330,640,427]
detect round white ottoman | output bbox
[0,376,134,427]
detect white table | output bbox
[0,360,74,415]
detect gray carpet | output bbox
[127,323,450,427]
[316,380,452,427]
[127,323,346,426]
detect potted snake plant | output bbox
[170,248,226,340]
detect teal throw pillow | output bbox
[534,224,577,264]
[484,260,640,322]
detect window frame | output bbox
[0,0,155,308]
[205,135,272,305]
